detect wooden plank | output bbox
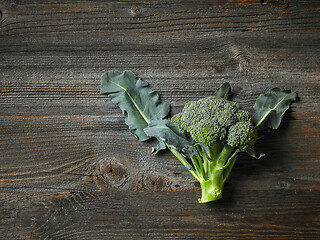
[0,0,319,35]
[1,32,319,116]
[0,190,319,239]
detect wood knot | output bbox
[130,6,142,17]
[96,159,128,188]
[229,45,251,76]
[136,175,171,191]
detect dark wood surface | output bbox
[0,0,319,239]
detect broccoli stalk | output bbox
[167,142,237,202]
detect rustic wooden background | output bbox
[0,0,319,239]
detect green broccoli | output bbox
[171,96,257,202]
[101,70,297,203]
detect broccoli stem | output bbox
[215,145,234,169]
[166,144,200,182]
[196,144,235,202]
[198,144,236,203]
[198,170,223,202]
[206,142,223,160]
[167,142,237,203]
[223,153,238,183]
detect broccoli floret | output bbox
[227,121,257,150]
[236,109,252,122]
[174,96,256,149]
[171,95,257,202]
[171,112,183,130]
[189,119,227,145]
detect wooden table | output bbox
[1,1,319,239]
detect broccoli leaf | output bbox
[144,119,192,152]
[215,82,231,99]
[151,137,167,154]
[101,70,170,141]
[253,88,297,129]
[242,147,265,159]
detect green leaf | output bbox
[101,70,170,141]
[242,147,265,159]
[215,82,231,99]
[151,137,167,154]
[253,88,297,129]
[144,119,192,152]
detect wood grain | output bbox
[0,0,319,239]
[1,190,319,239]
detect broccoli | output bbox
[171,96,257,202]
[101,70,297,203]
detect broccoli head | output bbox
[172,96,257,150]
